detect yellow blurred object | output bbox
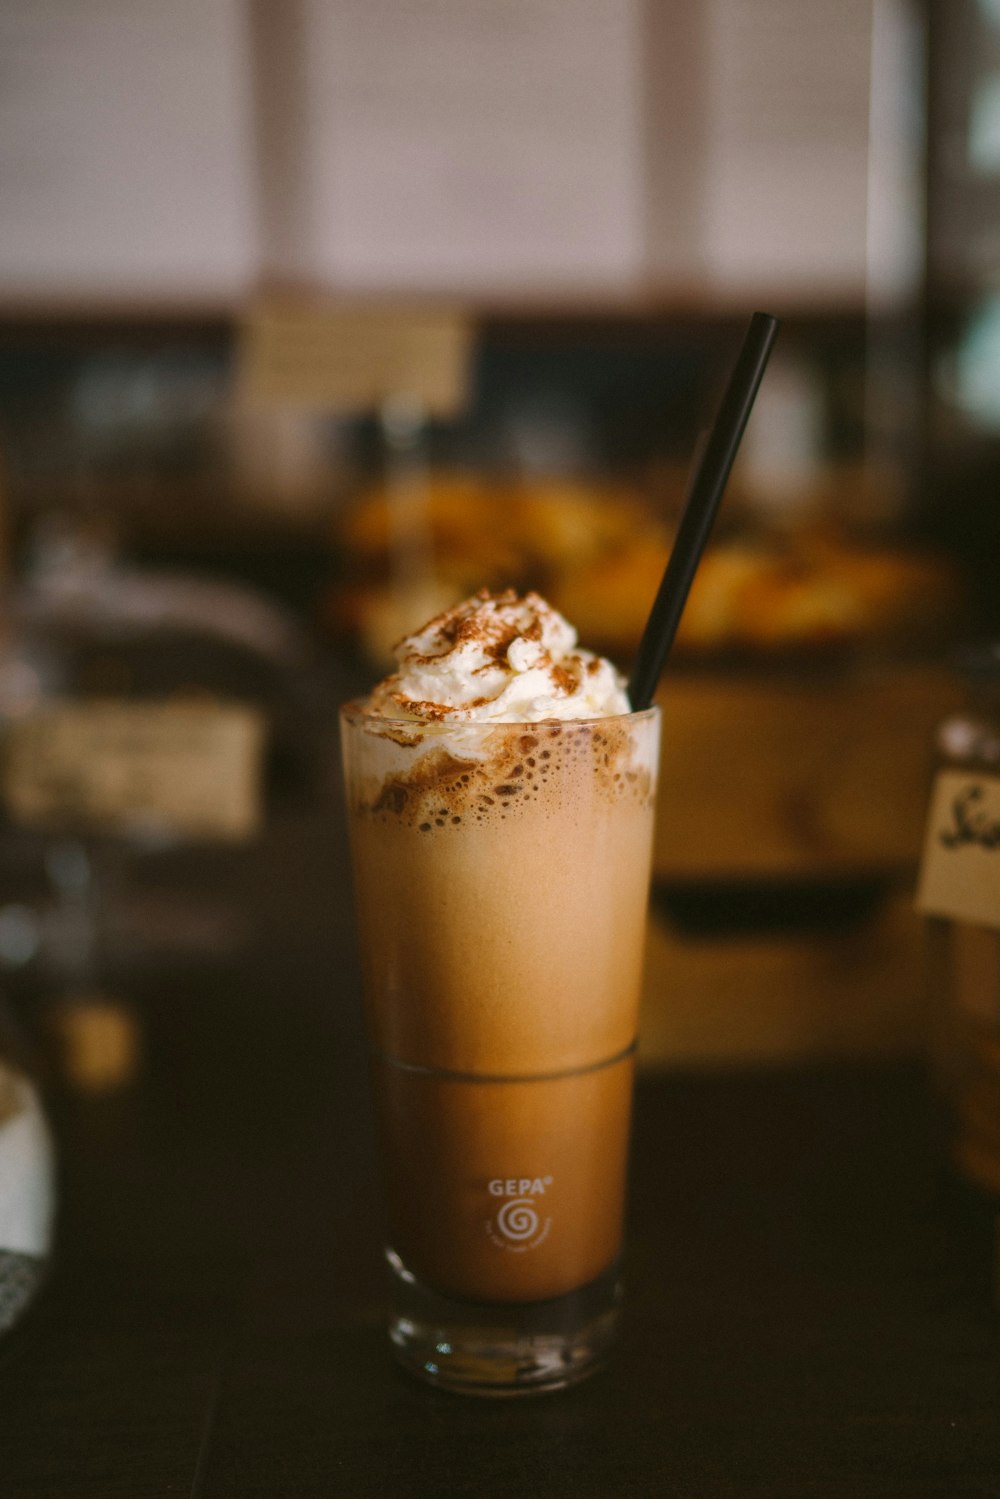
[341,473,511,572]
[509,477,661,571]
[553,537,963,661]
[48,995,142,1094]
[331,466,963,667]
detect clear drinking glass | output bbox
[341,702,660,1396]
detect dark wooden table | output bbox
[2,800,999,1497]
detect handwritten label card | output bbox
[917,772,1000,932]
[238,301,472,417]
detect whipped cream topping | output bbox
[366,589,631,722]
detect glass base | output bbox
[385,1248,622,1397]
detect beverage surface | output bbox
[365,588,630,723]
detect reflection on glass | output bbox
[968,73,1000,173]
[954,294,1000,431]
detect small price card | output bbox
[916,771,1000,931]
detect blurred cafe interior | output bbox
[3,0,1000,1481]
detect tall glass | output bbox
[341,703,660,1395]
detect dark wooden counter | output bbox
[1,803,999,1497]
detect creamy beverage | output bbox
[341,590,659,1389]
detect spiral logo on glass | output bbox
[486,1176,553,1252]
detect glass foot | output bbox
[385,1248,621,1397]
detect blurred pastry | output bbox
[329,465,962,666]
[339,472,522,586]
[509,477,661,573]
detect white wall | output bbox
[0,0,920,307]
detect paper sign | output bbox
[237,302,472,417]
[2,701,266,843]
[917,771,1000,932]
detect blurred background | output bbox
[0,0,998,1098]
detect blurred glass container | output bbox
[0,999,54,1335]
[927,644,1000,1193]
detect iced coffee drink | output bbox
[341,590,659,1394]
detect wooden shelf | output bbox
[0,282,873,337]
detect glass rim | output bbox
[339,698,660,732]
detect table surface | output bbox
[2,799,1000,1498]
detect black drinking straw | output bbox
[628,312,780,711]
